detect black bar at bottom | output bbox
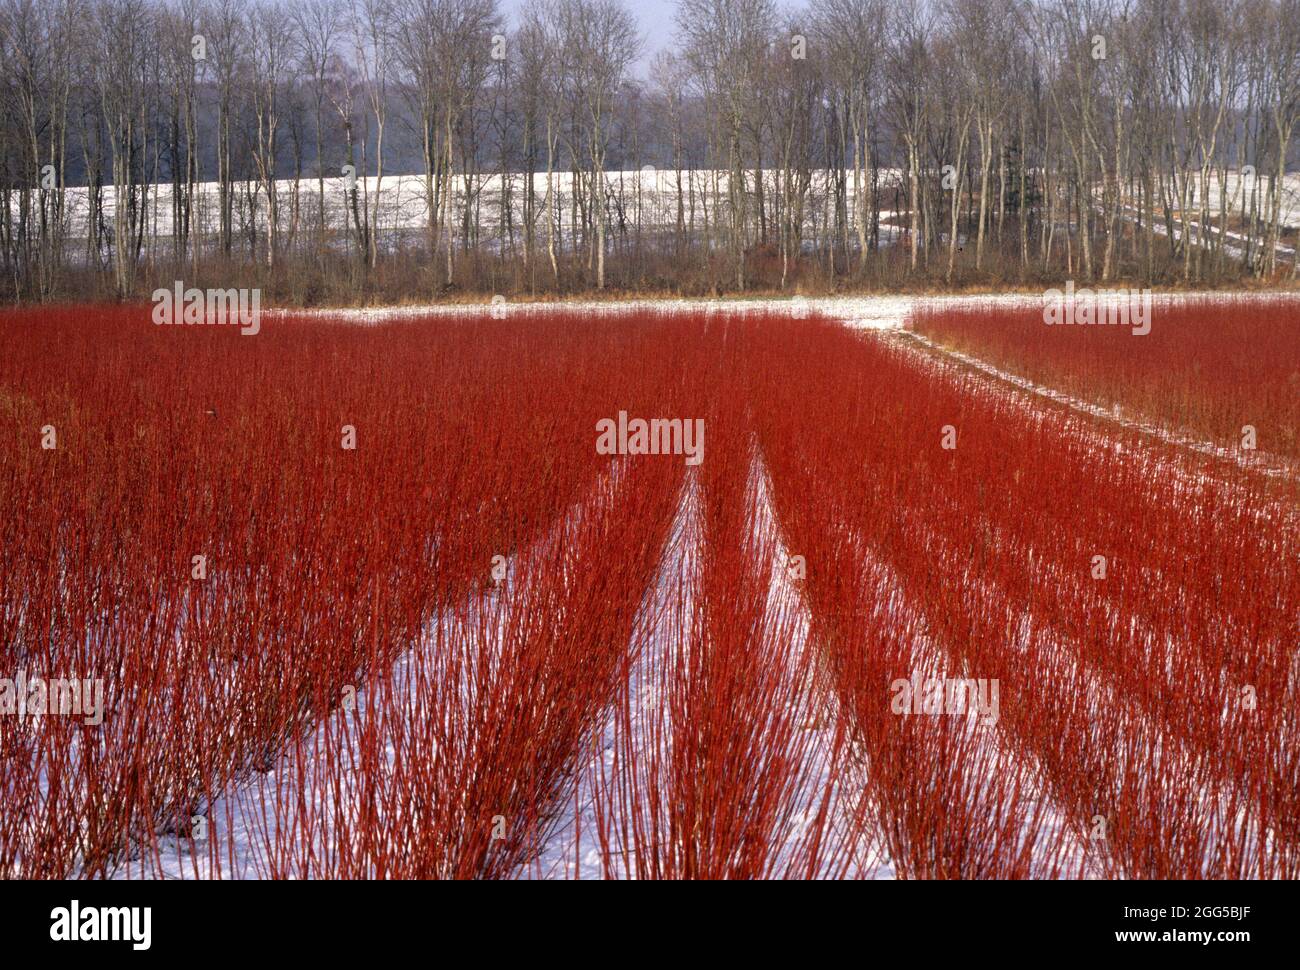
[0,878,1283,959]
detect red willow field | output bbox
[910,297,1300,463]
[1,301,1296,879]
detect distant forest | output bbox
[2,0,1297,304]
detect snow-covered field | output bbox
[1181,170,1300,222]
[22,168,910,244]
[23,168,1298,245]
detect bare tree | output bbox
[293,0,345,253]
[677,0,774,289]
[554,0,638,289]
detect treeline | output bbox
[1,0,1297,305]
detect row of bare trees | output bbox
[1,0,1297,303]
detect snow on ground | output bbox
[1116,204,1297,261]
[270,292,927,328]
[525,455,891,879]
[98,459,611,879]
[275,292,1035,330]
[522,468,705,880]
[1182,170,1300,228]
[745,456,889,879]
[26,167,1296,242]
[30,168,908,242]
[100,572,515,879]
[277,287,1294,327]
